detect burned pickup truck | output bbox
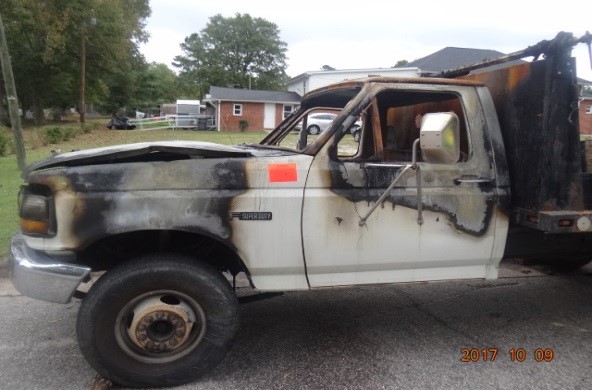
[9,32,592,387]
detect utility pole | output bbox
[0,12,26,171]
[79,14,96,125]
[79,30,86,124]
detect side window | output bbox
[278,108,340,150]
[283,105,294,119]
[336,90,470,163]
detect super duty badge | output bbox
[229,212,273,221]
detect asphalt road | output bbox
[1,259,592,390]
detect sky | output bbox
[139,0,592,82]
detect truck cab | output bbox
[261,77,509,286]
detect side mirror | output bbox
[419,112,460,164]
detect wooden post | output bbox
[0,12,26,171]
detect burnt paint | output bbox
[462,51,583,213]
[318,84,500,237]
[325,158,496,236]
[26,157,249,251]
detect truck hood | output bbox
[23,141,253,178]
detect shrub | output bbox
[81,124,92,134]
[62,126,79,141]
[0,131,9,156]
[81,121,100,134]
[238,119,249,132]
[44,126,63,144]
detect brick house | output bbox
[581,96,592,135]
[203,86,301,131]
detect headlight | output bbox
[19,186,53,236]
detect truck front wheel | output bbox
[76,254,239,387]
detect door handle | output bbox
[454,178,493,185]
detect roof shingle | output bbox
[208,86,301,103]
[407,47,508,73]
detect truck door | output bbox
[302,86,507,287]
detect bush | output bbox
[44,126,64,144]
[238,119,249,132]
[81,121,99,134]
[0,131,10,156]
[44,125,85,144]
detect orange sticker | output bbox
[268,163,298,183]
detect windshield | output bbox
[260,86,362,153]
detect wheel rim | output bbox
[309,126,319,135]
[354,131,360,142]
[114,290,207,364]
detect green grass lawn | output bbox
[0,128,268,256]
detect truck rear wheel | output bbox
[77,254,239,387]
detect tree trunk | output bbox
[32,94,44,125]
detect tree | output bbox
[321,65,336,71]
[174,13,288,96]
[393,60,409,68]
[131,62,181,114]
[0,0,151,123]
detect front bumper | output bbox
[9,232,91,304]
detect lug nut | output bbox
[138,334,147,341]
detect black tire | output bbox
[537,256,592,272]
[77,254,239,388]
[307,125,320,135]
[353,129,361,142]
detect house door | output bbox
[264,104,276,129]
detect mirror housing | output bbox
[419,112,460,164]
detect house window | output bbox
[233,104,242,116]
[283,105,294,119]
[587,105,592,115]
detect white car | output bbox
[296,113,362,137]
[303,113,338,135]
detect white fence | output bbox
[130,115,215,131]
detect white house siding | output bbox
[287,67,420,96]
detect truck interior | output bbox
[336,90,470,164]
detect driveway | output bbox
[1,259,591,389]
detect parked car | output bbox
[299,113,337,134]
[107,116,136,130]
[351,126,361,142]
[296,113,362,136]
